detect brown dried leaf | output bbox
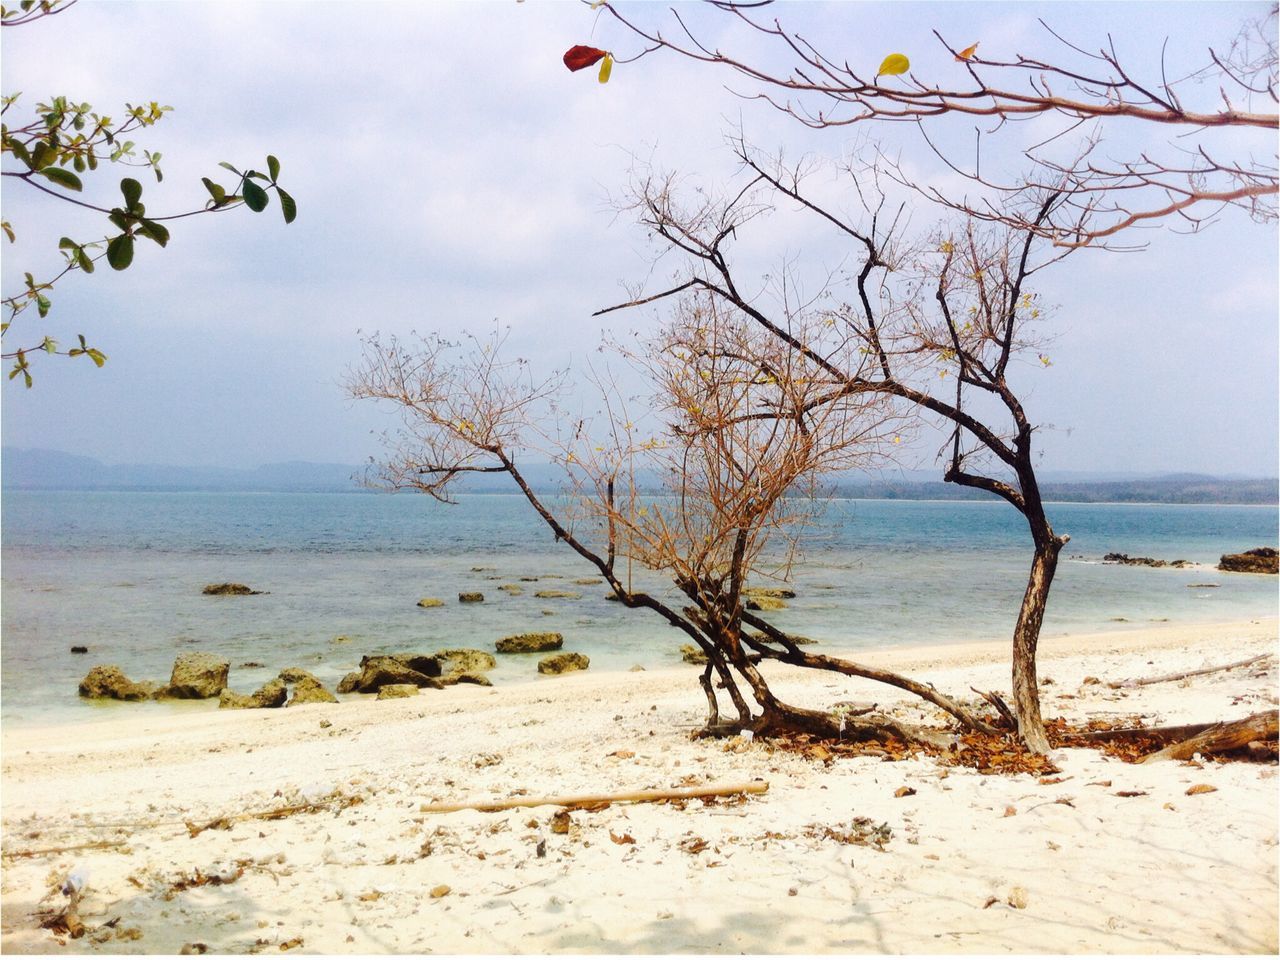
[429,885,451,898]
[1038,775,1068,785]
[356,891,382,902]
[609,830,635,845]
[1086,780,1113,787]
[982,896,999,909]
[278,937,303,951]
[609,750,635,759]
[679,836,708,855]
[1185,783,1217,796]
[551,811,572,834]
[1115,790,1148,798]
[894,786,916,798]
[1002,805,1017,817]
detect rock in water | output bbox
[388,653,443,677]
[496,632,564,654]
[1218,547,1279,574]
[534,589,582,599]
[376,684,419,700]
[458,592,485,603]
[165,653,230,699]
[744,586,797,599]
[538,652,590,675]
[336,671,362,694]
[201,582,262,595]
[220,677,287,709]
[70,645,89,654]
[433,648,497,686]
[287,676,338,706]
[78,665,155,701]
[745,596,788,611]
[680,644,708,665]
[416,598,445,608]
[350,655,443,693]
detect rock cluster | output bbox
[496,632,564,654]
[1218,548,1279,575]
[336,649,496,694]
[1102,553,1190,569]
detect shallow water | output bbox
[2,491,1275,725]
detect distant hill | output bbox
[2,448,1275,503]
[1,448,362,493]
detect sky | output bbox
[2,0,1276,477]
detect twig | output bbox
[185,794,362,838]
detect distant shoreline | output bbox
[4,486,1276,506]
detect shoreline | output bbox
[2,617,1277,953]
[5,615,1276,734]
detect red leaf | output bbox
[564,45,608,72]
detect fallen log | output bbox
[1058,722,1215,744]
[416,780,768,815]
[1141,710,1278,763]
[1109,653,1273,689]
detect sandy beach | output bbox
[2,617,1276,954]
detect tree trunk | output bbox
[1011,541,1061,754]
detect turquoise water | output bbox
[2,491,1276,725]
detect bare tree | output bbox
[597,142,1071,751]
[591,1,1278,248]
[350,315,1001,744]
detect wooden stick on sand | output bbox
[416,780,769,815]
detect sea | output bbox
[2,491,1276,727]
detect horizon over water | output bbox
[2,491,1276,727]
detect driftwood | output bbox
[1141,710,1279,763]
[416,780,769,815]
[2,839,127,860]
[1109,653,1273,689]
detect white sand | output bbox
[2,618,1277,954]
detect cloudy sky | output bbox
[2,1,1275,476]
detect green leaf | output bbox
[77,247,94,273]
[108,209,130,231]
[86,150,97,171]
[241,178,269,212]
[1,221,14,243]
[36,294,50,317]
[120,177,142,209]
[6,140,33,168]
[43,337,57,354]
[218,160,241,175]
[201,177,227,206]
[59,236,78,250]
[266,154,280,181]
[86,348,107,368]
[39,166,82,191]
[277,187,297,224]
[877,53,910,77]
[31,140,54,169]
[106,234,134,271]
[138,218,170,247]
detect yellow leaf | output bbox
[877,53,910,77]
[955,42,979,62]
[598,54,613,84]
